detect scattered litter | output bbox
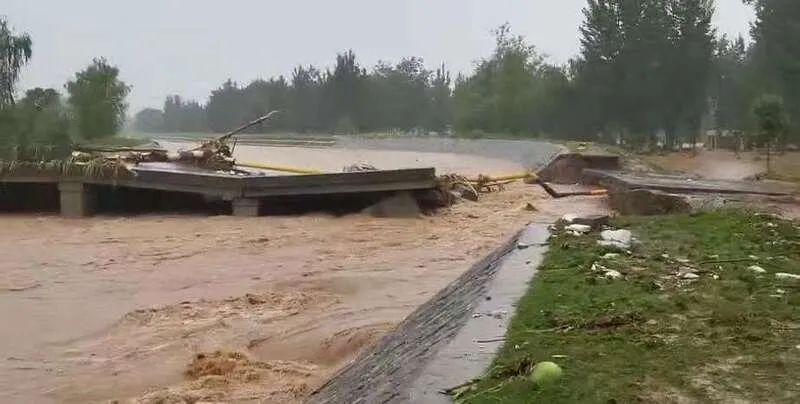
[551,355,568,359]
[565,224,592,234]
[661,253,670,260]
[342,163,377,172]
[776,289,786,295]
[571,214,611,229]
[562,214,578,223]
[475,337,506,344]
[590,262,606,272]
[766,222,777,228]
[681,272,700,280]
[598,229,633,250]
[748,255,760,260]
[676,258,691,264]
[489,310,507,319]
[747,265,767,274]
[775,273,800,281]
[604,270,623,280]
[601,253,620,260]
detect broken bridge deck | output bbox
[583,169,796,197]
[0,164,438,217]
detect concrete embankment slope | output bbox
[310,225,550,403]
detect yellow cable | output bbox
[236,161,324,175]
[468,172,536,183]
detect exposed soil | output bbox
[643,150,765,181]
[635,150,800,219]
[0,144,605,403]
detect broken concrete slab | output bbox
[598,229,633,250]
[537,153,620,184]
[610,189,692,216]
[583,169,794,197]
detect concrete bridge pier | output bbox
[231,197,262,217]
[58,181,95,218]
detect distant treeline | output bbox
[135,0,800,148]
[3,1,799,156]
[134,52,453,136]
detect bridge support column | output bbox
[232,198,261,217]
[59,182,95,217]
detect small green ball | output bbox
[529,361,563,386]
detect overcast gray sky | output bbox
[5,0,754,112]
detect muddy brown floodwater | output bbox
[0,145,605,403]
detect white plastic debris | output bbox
[601,253,620,260]
[598,229,633,250]
[775,273,800,281]
[682,273,700,280]
[676,258,691,264]
[562,213,578,223]
[565,224,592,234]
[747,265,767,274]
[604,270,623,280]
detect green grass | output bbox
[460,210,800,403]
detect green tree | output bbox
[573,0,715,147]
[242,77,290,132]
[162,95,207,132]
[290,65,323,132]
[0,87,71,160]
[454,24,568,137]
[66,58,131,139]
[0,17,32,108]
[751,94,789,173]
[427,64,453,132]
[206,79,245,132]
[321,50,367,132]
[746,0,800,143]
[664,0,716,148]
[133,108,165,133]
[710,35,751,132]
[367,57,431,131]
